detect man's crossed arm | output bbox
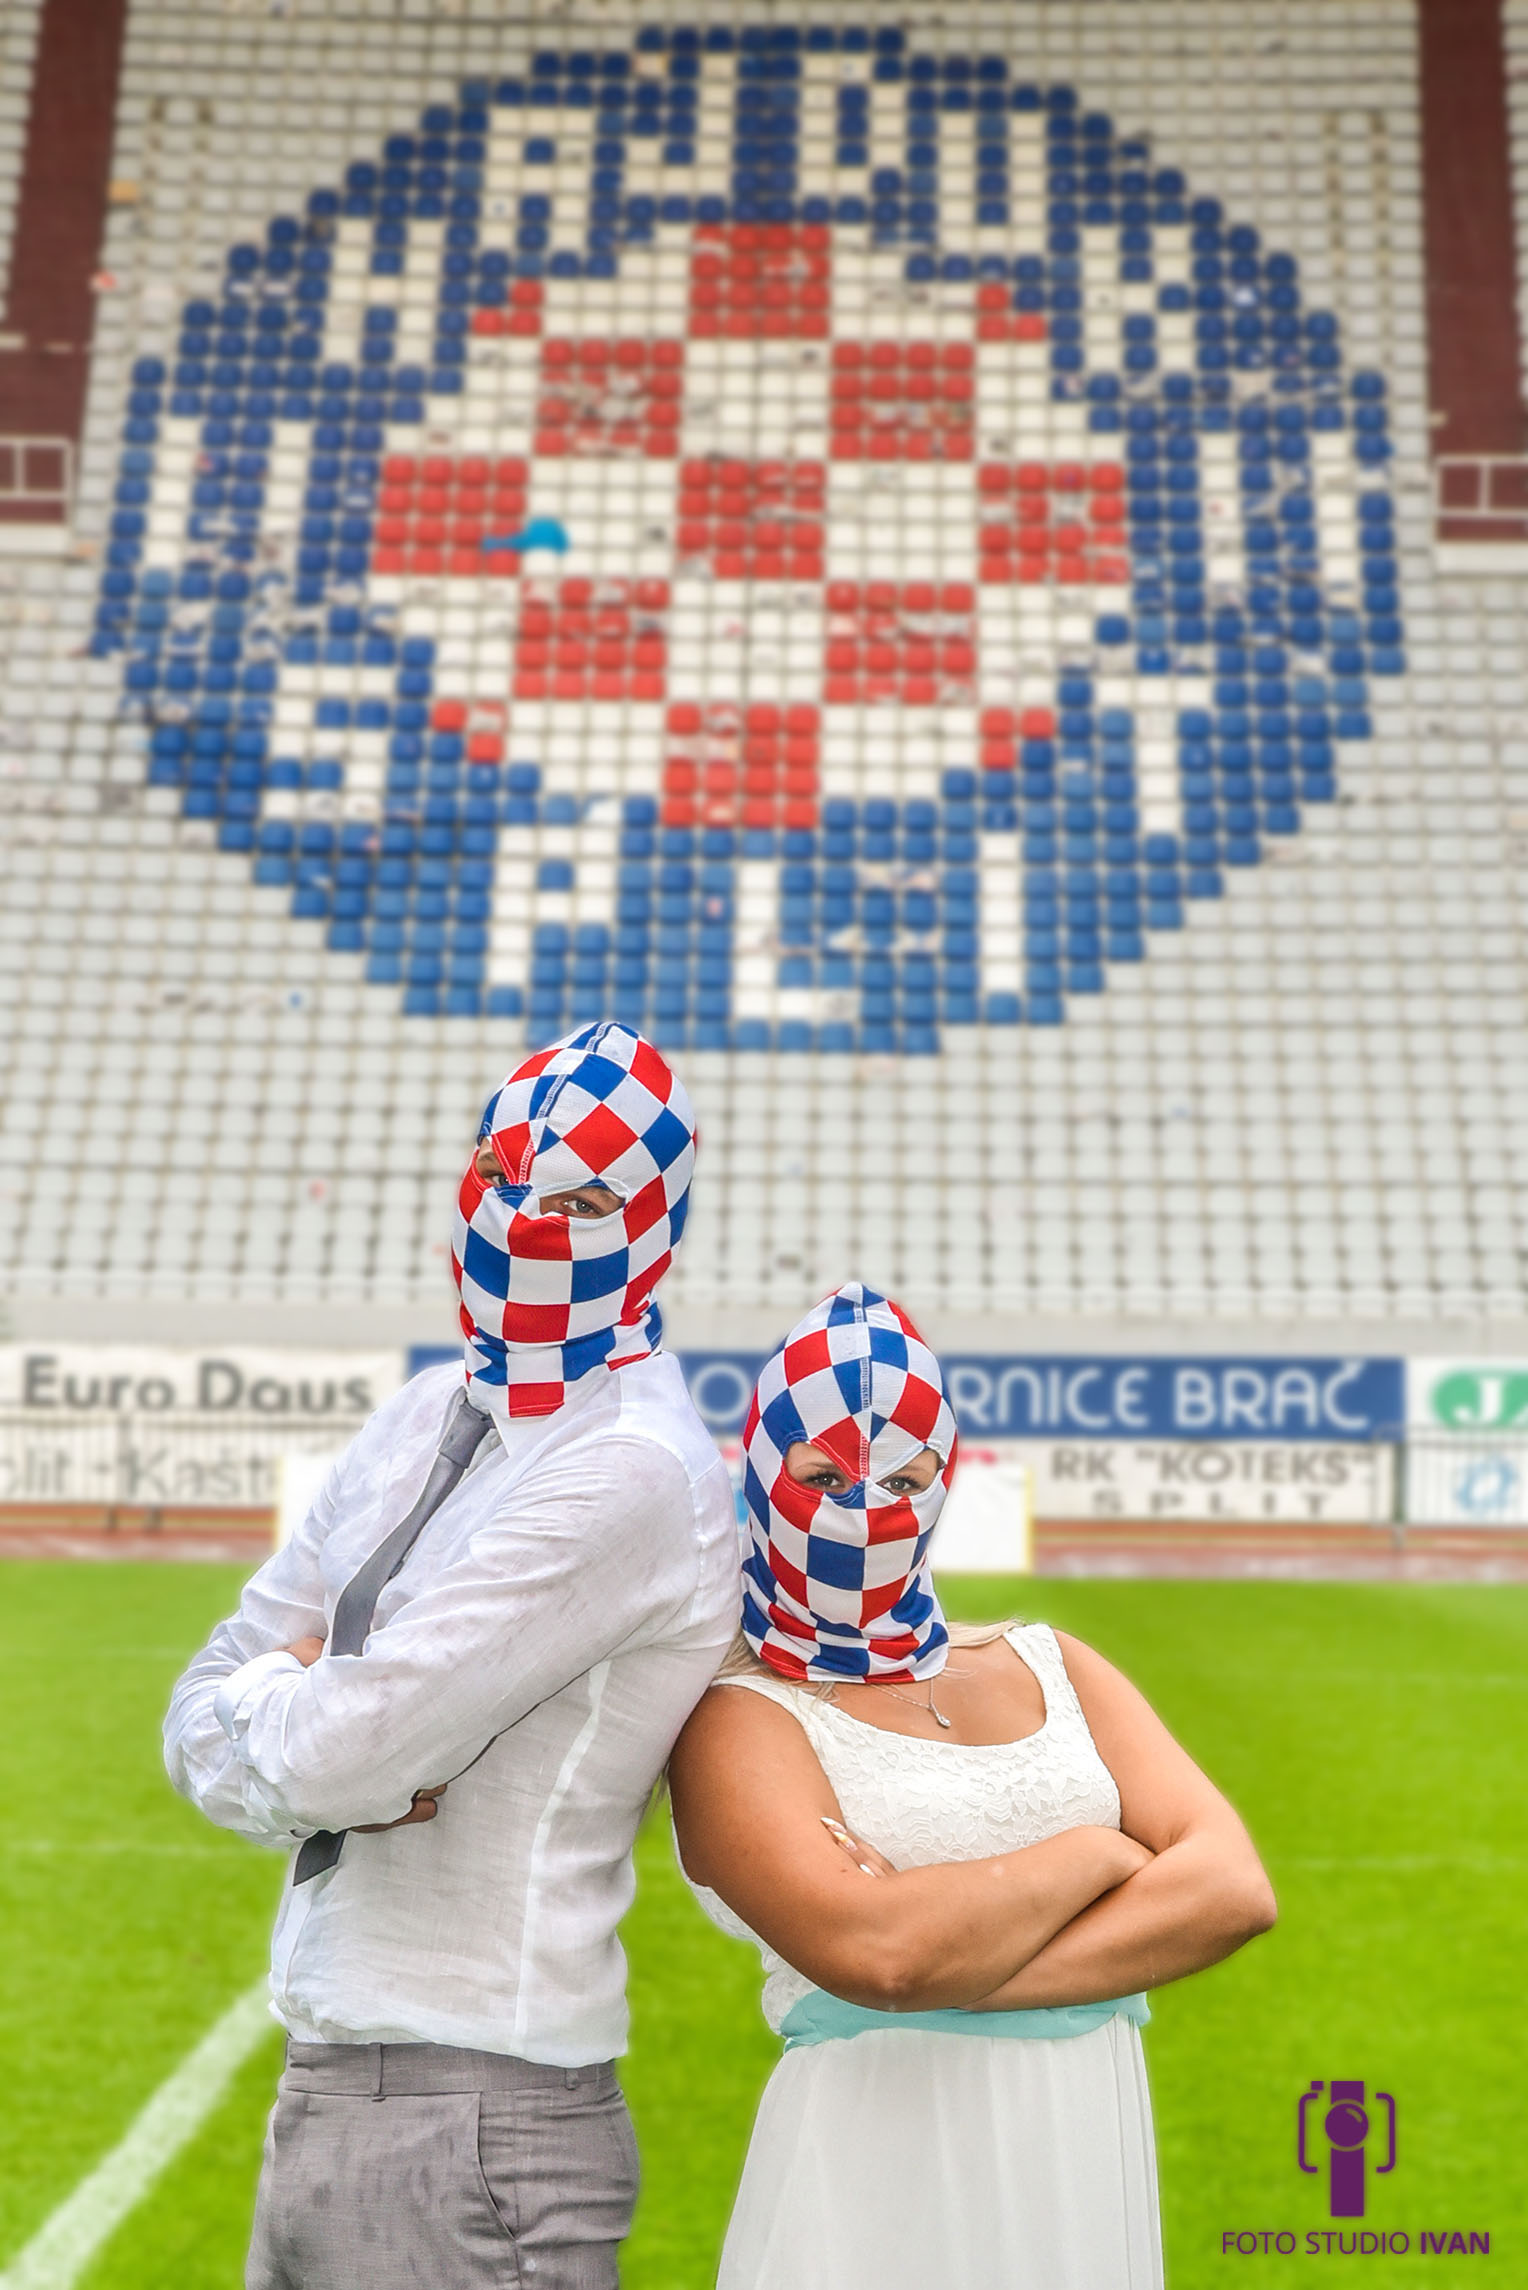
[164,1432,697,1848]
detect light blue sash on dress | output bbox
[779,1988,1150,2050]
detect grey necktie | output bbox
[292,1389,494,1886]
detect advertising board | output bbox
[677,1352,1404,1445]
[1407,1360,1528,1434]
[1019,1439,1391,1525]
[0,1345,405,1419]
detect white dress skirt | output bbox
[684,1624,1165,2290]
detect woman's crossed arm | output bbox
[958,1632,1276,2008]
[669,1636,1275,2016]
[670,1683,1148,2013]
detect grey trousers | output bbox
[247,2041,640,2290]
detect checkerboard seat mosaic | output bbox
[92,23,1399,1056]
[10,1,1528,1327]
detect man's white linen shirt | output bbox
[165,1355,739,2066]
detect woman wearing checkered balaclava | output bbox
[669,1281,1276,2290]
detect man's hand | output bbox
[285,1636,326,1667]
[355,1787,448,1833]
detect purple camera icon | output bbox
[1297,2080,1397,2217]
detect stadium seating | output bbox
[1,3,1525,1332]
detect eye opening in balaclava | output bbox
[478,1129,628,1214]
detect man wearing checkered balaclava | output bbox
[167,1024,739,2290]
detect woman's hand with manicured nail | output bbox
[821,1813,893,1877]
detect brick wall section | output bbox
[1420,0,1526,457]
[0,0,127,513]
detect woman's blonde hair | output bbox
[711,1618,1022,1700]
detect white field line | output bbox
[0,1981,273,2290]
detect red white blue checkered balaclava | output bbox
[741,1282,957,1684]
[452,1020,696,1422]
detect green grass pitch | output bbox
[0,1561,1522,2286]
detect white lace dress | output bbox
[683,1623,1164,2290]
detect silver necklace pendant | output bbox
[875,1675,955,1728]
[897,1682,952,1727]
